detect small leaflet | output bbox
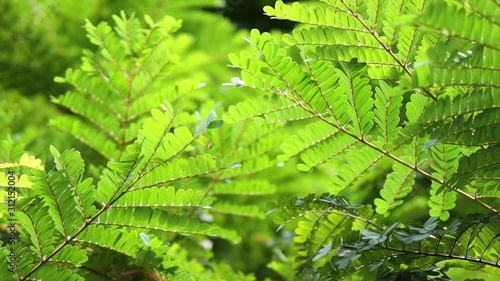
[195,111,217,137]
[139,232,150,246]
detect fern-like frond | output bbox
[267,194,376,274]
[228,1,500,279]
[113,186,211,209]
[2,10,274,280]
[50,115,121,160]
[278,120,339,160]
[335,61,375,136]
[428,144,461,220]
[300,211,500,280]
[30,169,84,236]
[95,208,220,237]
[421,89,498,127]
[224,94,312,124]
[17,201,56,258]
[212,180,276,196]
[331,146,384,194]
[0,153,44,170]
[27,264,85,281]
[264,0,431,81]
[398,89,499,148]
[449,145,500,191]
[137,106,192,163]
[0,153,44,218]
[411,1,500,88]
[374,162,416,216]
[15,143,239,280]
[51,13,202,161]
[49,147,97,220]
[211,202,265,219]
[438,108,500,146]
[373,81,403,143]
[280,123,358,171]
[95,102,229,202]
[264,2,365,31]
[75,225,177,271]
[133,154,227,190]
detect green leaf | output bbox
[114,186,211,208]
[375,162,416,216]
[195,111,217,137]
[207,119,224,129]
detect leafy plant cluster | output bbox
[1,0,499,280]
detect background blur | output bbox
[0,2,297,279]
[0,0,294,97]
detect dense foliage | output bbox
[1,0,498,280]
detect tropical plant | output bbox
[1,0,499,280]
[0,0,241,97]
[0,12,280,280]
[224,0,500,279]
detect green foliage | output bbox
[1,0,499,280]
[225,0,500,279]
[0,13,273,280]
[0,0,239,96]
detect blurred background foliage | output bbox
[0,0,299,279]
[0,0,296,156]
[0,0,294,97]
